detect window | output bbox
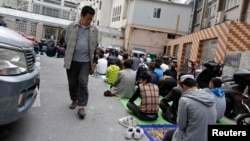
[33,4,40,14]
[225,0,239,10]
[9,0,18,8]
[112,5,122,22]
[122,0,128,19]
[166,46,171,56]
[153,8,161,18]
[42,7,60,18]
[16,1,29,11]
[208,1,216,18]
[182,43,192,72]
[44,26,57,40]
[167,34,176,39]
[70,12,76,21]
[62,11,70,20]
[99,1,102,10]
[173,45,179,57]
[196,0,203,9]
[44,0,61,5]
[195,10,201,24]
[200,39,218,67]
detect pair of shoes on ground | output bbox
[69,101,86,119]
[91,74,99,78]
[125,126,144,140]
[104,90,115,97]
[118,116,137,128]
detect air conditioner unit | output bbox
[202,18,209,28]
[215,11,225,24]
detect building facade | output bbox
[125,0,192,56]
[81,0,124,48]
[0,0,123,46]
[165,0,250,72]
[87,0,192,56]
[0,0,80,41]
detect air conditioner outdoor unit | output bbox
[202,18,209,28]
[215,11,225,24]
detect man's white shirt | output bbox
[96,58,108,74]
[160,63,169,72]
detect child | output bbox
[104,60,120,85]
[208,77,226,121]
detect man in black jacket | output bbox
[159,72,187,124]
[164,60,177,80]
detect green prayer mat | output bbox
[118,97,230,125]
[216,118,231,125]
[102,76,231,125]
[118,97,172,125]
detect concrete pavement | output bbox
[0,54,149,141]
[36,54,149,141]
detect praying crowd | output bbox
[61,6,228,141]
[93,47,226,141]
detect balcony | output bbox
[1,0,77,21]
[0,7,72,27]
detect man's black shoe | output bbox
[78,108,86,119]
[69,101,78,109]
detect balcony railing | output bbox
[1,1,77,21]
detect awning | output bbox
[0,7,72,27]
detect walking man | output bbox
[63,6,98,119]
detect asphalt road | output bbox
[0,54,149,141]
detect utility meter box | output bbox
[222,51,250,77]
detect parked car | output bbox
[131,47,147,56]
[16,31,39,54]
[0,26,40,125]
[16,31,36,41]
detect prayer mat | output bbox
[119,97,232,141]
[138,119,230,141]
[216,117,232,125]
[138,124,178,141]
[118,97,232,125]
[118,97,171,125]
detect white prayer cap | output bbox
[180,74,194,82]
